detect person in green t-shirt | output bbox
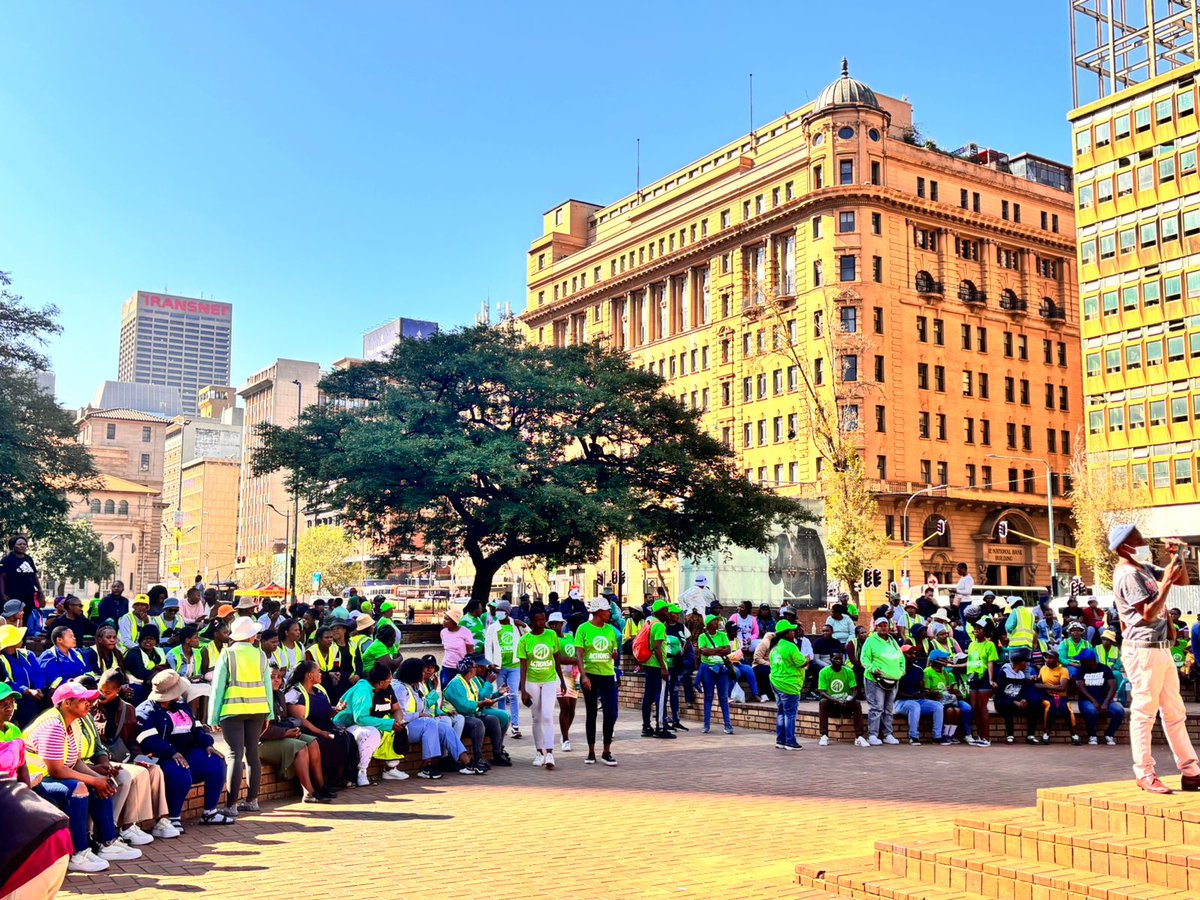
[859,617,905,745]
[574,598,619,766]
[768,622,805,749]
[485,599,525,740]
[816,652,866,746]
[641,598,673,739]
[459,600,487,647]
[518,603,564,769]
[965,620,999,746]
[924,649,985,745]
[696,614,733,734]
[0,683,25,780]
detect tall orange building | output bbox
[522,63,1082,604]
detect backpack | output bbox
[632,621,653,664]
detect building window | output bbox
[839,255,856,282]
[841,354,858,382]
[812,216,822,239]
[142,426,151,443]
[934,365,945,392]
[871,212,882,234]
[104,499,115,515]
[872,256,882,283]
[839,306,858,333]
[917,363,929,389]
[916,316,928,342]
[876,405,886,432]
[106,423,116,440]
[838,211,856,233]
[813,165,823,189]
[871,161,881,185]
[839,160,853,185]
[813,260,823,286]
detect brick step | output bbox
[955,808,1200,892]
[873,835,1194,899]
[801,861,991,900]
[1037,778,1200,844]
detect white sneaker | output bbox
[543,751,555,770]
[98,840,143,861]
[1088,736,1098,745]
[119,824,154,846]
[868,735,883,746]
[533,753,546,767]
[818,735,830,746]
[560,739,572,752]
[759,694,770,702]
[883,735,900,745]
[69,849,110,873]
[1042,732,1050,743]
[151,818,180,839]
[1105,736,1117,746]
[356,772,371,787]
[381,767,409,781]
[854,736,870,747]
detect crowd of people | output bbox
[2,519,1199,891]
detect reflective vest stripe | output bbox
[219,644,270,716]
[308,644,339,672]
[1009,608,1035,648]
[298,684,330,720]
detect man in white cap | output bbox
[1109,523,1200,794]
[678,574,715,616]
[208,616,272,815]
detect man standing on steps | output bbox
[1109,523,1200,794]
[641,598,673,740]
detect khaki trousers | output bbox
[1122,644,1200,780]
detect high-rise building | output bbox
[1070,2,1200,539]
[91,381,185,419]
[117,291,232,416]
[235,359,322,586]
[523,62,1081,603]
[362,317,439,361]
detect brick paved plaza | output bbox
[60,719,1139,900]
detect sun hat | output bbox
[445,607,464,624]
[0,624,26,650]
[132,594,150,607]
[905,599,919,609]
[216,604,235,618]
[779,605,798,618]
[147,670,190,702]
[1008,596,1024,607]
[1,600,23,619]
[982,590,996,600]
[931,610,950,622]
[587,597,609,613]
[951,652,968,666]
[52,682,99,705]
[230,618,262,642]
[163,598,180,609]
[1067,621,1085,631]
[355,614,376,632]
[1108,523,1137,552]
[928,649,949,663]
[330,606,350,621]
[1101,629,1117,642]
[235,595,258,610]
[547,612,565,623]
[775,621,795,634]
[694,575,708,587]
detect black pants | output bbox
[583,673,618,748]
[642,666,667,730]
[995,696,1039,737]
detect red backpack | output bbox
[632,621,653,664]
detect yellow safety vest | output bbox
[296,683,331,720]
[23,709,76,782]
[1097,643,1120,670]
[308,643,340,672]
[119,613,142,643]
[271,644,303,672]
[218,643,271,717]
[126,647,167,685]
[1008,608,1035,649]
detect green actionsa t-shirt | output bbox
[966,639,999,678]
[643,620,668,668]
[557,632,575,663]
[496,624,519,668]
[697,631,731,667]
[574,621,616,676]
[769,639,807,695]
[817,665,856,701]
[517,630,560,683]
[924,667,955,696]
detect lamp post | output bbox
[290,379,302,605]
[902,483,947,583]
[267,502,290,590]
[987,454,1057,593]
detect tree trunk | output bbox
[470,559,501,606]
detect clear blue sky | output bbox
[0,1,1075,409]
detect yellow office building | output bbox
[523,62,1081,605]
[1070,2,1200,539]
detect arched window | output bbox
[958,279,979,303]
[1040,297,1066,320]
[90,499,101,514]
[922,514,951,548]
[103,499,115,515]
[999,288,1025,312]
[117,500,129,516]
[915,270,936,294]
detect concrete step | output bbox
[1037,778,1200,845]
[801,863,991,900]
[954,808,1200,892]
[873,834,1195,899]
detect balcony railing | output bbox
[999,295,1027,313]
[1040,303,1067,321]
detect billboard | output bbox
[362,317,439,361]
[138,291,232,319]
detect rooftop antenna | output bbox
[636,137,641,200]
[749,73,755,146]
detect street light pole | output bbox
[290,379,303,604]
[987,454,1057,594]
[902,484,947,583]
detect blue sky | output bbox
[0,2,1074,408]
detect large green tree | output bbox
[254,325,806,603]
[0,271,97,539]
[295,524,357,595]
[31,518,114,595]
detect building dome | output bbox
[813,58,880,113]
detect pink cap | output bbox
[52,682,100,705]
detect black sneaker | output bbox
[585,755,597,765]
[601,753,618,767]
[417,767,443,780]
[491,755,513,767]
[909,738,922,746]
[671,720,689,731]
[1070,734,1082,746]
[641,726,655,737]
[654,729,677,740]
[471,758,491,772]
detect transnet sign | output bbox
[140,292,232,318]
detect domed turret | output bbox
[813,58,880,113]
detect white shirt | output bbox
[954,575,974,602]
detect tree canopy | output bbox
[254,325,807,602]
[0,271,97,540]
[295,524,357,595]
[31,518,114,595]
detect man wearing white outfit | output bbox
[1108,523,1200,794]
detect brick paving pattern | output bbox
[59,718,1139,900]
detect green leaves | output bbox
[255,325,807,600]
[31,519,114,593]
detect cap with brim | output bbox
[905,600,919,609]
[1107,523,1137,552]
[775,621,795,634]
[651,598,669,613]
[873,617,890,626]
[928,649,949,662]
[445,608,464,624]
[0,624,26,650]
[355,614,376,632]
[703,614,717,625]
[216,604,235,617]
[496,600,512,612]
[780,606,797,617]
[380,602,395,614]
[0,683,15,703]
[1076,647,1097,663]
[147,670,190,702]
[164,598,180,609]
[132,594,150,607]
[900,644,914,653]
[587,598,608,613]
[1068,621,1085,631]
[52,682,99,705]
[667,604,681,614]
[230,618,262,642]
[1,599,23,618]
[547,612,564,623]
[1008,596,1024,606]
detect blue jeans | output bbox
[732,662,759,697]
[498,667,520,729]
[1078,699,1125,738]
[36,777,117,854]
[955,700,974,737]
[698,665,731,730]
[775,691,799,745]
[895,698,944,739]
[406,716,467,760]
[160,747,227,817]
[642,666,667,730]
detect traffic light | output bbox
[1069,575,1083,599]
[935,518,947,536]
[871,568,882,588]
[862,568,872,589]
[861,569,883,588]
[611,569,619,585]
[997,520,1009,540]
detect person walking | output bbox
[640,598,672,740]
[1108,524,1200,793]
[696,614,733,734]
[574,598,619,766]
[517,602,563,769]
[860,617,904,746]
[767,623,805,750]
[207,617,272,817]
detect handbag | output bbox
[106,702,131,763]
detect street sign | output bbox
[174,510,185,527]
[926,573,938,588]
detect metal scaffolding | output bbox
[1071,0,1200,107]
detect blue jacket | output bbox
[36,647,89,689]
[0,648,42,693]
[135,698,213,758]
[96,594,128,627]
